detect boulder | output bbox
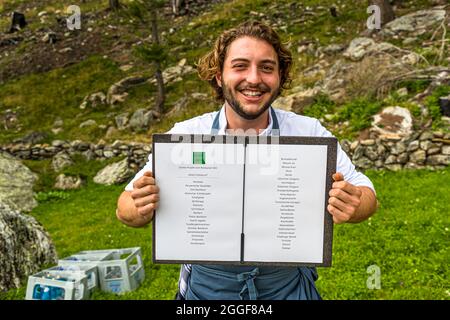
[0,202,57,291]
[79,92,107,110]
[54,174,84,190]
[115,113,129,130]
[371,106,413,139]
[0,152,38,213]
[93,158,134,185]
[150,62,195,85]
[52,151,73,172]
[272,87,319,113]
[381,9,446,37]
[129,109,155,132]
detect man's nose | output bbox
[245,65,262,84]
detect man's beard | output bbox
[222,81,280,120]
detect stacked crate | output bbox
[25,247,145,300]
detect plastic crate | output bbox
[46,264,99,292]
[25,270,89,300]
[58,251,114,267]
[58,247,145,294]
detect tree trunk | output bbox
[151,9,165,114]
[171,0,186,16]
[109,0,120,10]
[369,0,395,26]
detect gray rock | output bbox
[381,9,446,36]
[54,174,84,190]
[51,151,73,172]
[390,141,407,155]
[93,158,134,185]
[442,145,450,155]
[384,154,397,165]
[343,37,375,61]
[340,139,351,155]
[419,140,432,151]
[376,144,387,158]
[0,201,57,291]
[115,113,129,130]
[79,119,97,128]
[371,106,413,140]
[385,164,403,171]
[80,92,107,109]
[397,152,409,164]
[426,155,450,166]
[272,87,319,113]
[352,145,365,161]
[404,162,424,170]
[364,146,378,161]
[354,156,373,170]
[419,131,434,141]
[82,149,96,161]
[406,140,419,152]
[427,147,441,155]
[322,44,346,55]
[360,139,375,146]
[0,152,38,212]
[129,109,154,133]
[410,149,426,164]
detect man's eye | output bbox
[233,64,246,69]
[262,65,274,72]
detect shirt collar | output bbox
[216,104,274,136]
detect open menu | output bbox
[152,134,336,267]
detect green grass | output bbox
[424,85,450,131]
[1,167,448,300]
[317,167,450,299]
[0,55,125,144]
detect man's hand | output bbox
[327,172,363,224]
[130,171,160,220]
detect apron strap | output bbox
[236,268,260,300]
[211,106,280,135]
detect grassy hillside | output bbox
[0,0,447,144]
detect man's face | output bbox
[216,36,281,120]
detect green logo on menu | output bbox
[193,152,206,165]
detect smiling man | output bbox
[116,21,378,300]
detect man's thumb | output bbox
[143,171,153,177]
[333,172,344,182]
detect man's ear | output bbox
[215,73,222,88]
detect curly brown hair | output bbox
[197,20,293,102]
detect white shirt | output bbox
[125,106,375,192]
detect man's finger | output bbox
[332,172,344,182]
[131,184,159,199]
[332,180,361,197]
[134,193,160,208]
[133,175,156,189]
[143,171,153,177]
[329,188,361,208]
[327,204,350,224]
